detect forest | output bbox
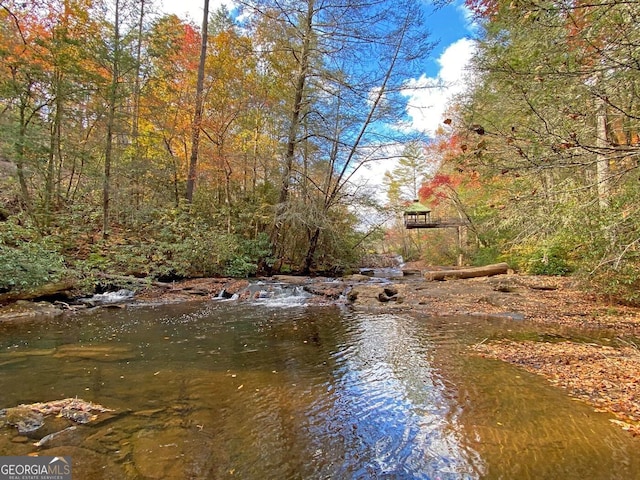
[1,0,639,306]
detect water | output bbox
[0,300,639,479]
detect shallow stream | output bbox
[0,298,639,479]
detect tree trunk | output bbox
[595,94,610,210]
[185,0,209,203]
[103,0,121,239]
[252,120,259,194]
[424,263,509,281]
[46,70,63,225]
[131,0,145,140]
[16,102,31,211]
[456,226,463,267]
[270,0,314,261]
[302,227,320,274]
[163,136,180,208]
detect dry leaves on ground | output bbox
[472,340,640,436]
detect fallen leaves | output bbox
[472,340,640,436]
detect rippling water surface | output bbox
[0,301,639,479]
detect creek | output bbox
[0,294,639,479]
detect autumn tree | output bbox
[199,12,261,228]
[0,2,49,212]
[144,14,200,206]
[0,1,105,221]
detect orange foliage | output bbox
[419,173,457,206]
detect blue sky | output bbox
[423,1,476,75]
[402,0,477,135]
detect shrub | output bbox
[471,246,503,267]
[0,220,67,292]
[527,249,572,276]
[586,260,640,307]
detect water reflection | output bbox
[313,313,479,479]
[0,303,639,479]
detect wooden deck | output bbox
[405,217,469,229]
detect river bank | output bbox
[1,270,639,436]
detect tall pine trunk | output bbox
[185,0,209,203]
[16,101,31,211]
[302,227,320,274]
[103,0,120,239]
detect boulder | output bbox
[348,284,405,307]
[303,282,346,299]
[271,275,311,285]
[221,279,250,299]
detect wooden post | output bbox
[456,225,463,266]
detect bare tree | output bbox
[240,0,433,272]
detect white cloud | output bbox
[402,38,477,135]
[160,0,236,22]
[457,2,480,35]
[347,38,477,200]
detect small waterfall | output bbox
[213,289,239,301]
[82,289,135,306]
[247,282,312,307]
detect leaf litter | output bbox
[472,339,640,436]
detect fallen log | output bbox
[0,281,75,305]
[425,263,509,281]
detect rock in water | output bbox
[0,397,113,433]
[1,407,45,433]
